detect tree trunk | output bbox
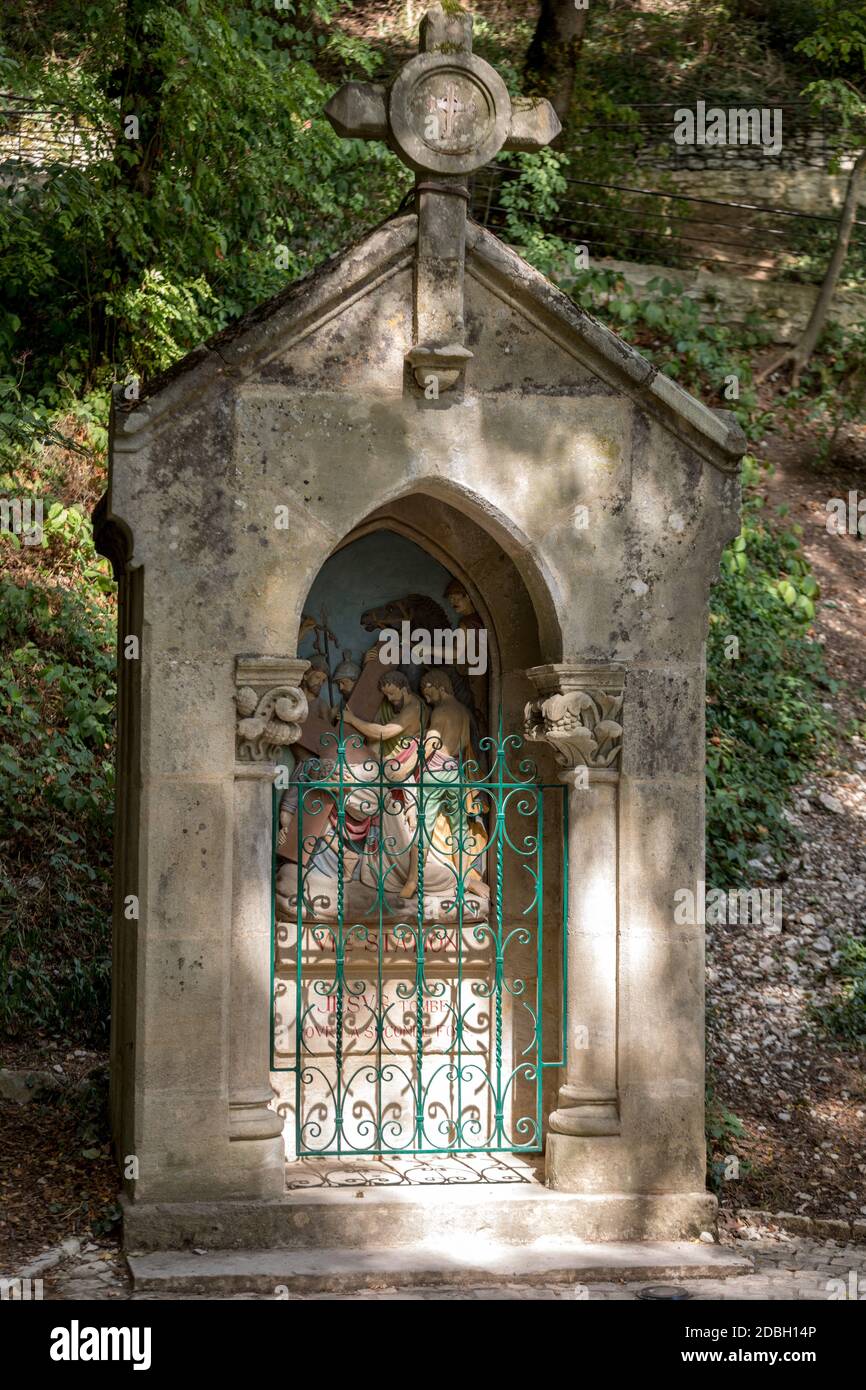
[523,0,588,127]
[758,148,866,386]
[116,0,166,200]
[96,0,166,371]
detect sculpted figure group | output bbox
[274,584,489,924]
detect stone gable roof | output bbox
[114,212,745,473]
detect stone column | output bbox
[525,663,624,1143]
[229,657,308,1161]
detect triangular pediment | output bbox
[115,212,744,473]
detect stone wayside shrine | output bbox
[96,5,750,1290]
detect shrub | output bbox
[814,937,866,1043]
[706,459,831,884]
[706,1080,750,1194]
[0,567,115,1042]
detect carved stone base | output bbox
[549,1085,621,1137]
[228,1088,284,1143]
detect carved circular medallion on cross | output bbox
[325,4,561,392]
[389,52,510,175]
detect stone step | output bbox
[128,1240,751,1296]
[122,1187,720,1252]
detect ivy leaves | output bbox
[707,477,831,884]
[2,1,408,389]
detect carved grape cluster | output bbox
[235,685,308,761]
[524,689,623,770]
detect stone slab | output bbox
[122,1187,719,1251]
[0,1068,58,1103]
[128,1240,751,1295]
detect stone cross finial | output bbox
[325,3,561,393]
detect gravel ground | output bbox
[706,438,866,1222]
[707,764,866,1220]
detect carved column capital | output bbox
[524,663,624,773]
[525,663,625,1157]
[234,656,309,763]
[229,656,307,1166]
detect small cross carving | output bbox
[325,3,561,393]
[428,84,476,141]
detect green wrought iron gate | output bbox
[271,721,567,1156]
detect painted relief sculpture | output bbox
[275,578,490,925]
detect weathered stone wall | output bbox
[651,166,866,216]
[634,127,859,176]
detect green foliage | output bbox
[482,0,866,287]
[706,460,831,884]
[729,1,827,68]
[0,1,408,1043]
[567,268,771,437]
[0,368,75,464]
[583,1,777,110]
[796,1,866,92]
[705,1080,750,1194]
[781,216,866,291]
[0,544,116,1041]
[814,937,866,1042]
[495,148,573,279]
[1,0,408,395]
